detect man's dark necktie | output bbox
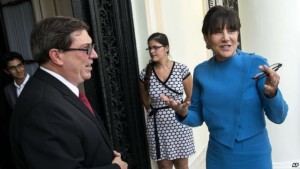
[79,92,95,116]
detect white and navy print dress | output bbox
[140,61,195,161]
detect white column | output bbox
[239,1,300,168]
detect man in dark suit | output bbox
[9,16,127,169]
[3,52,30,109]
[1,51,28,169]
[0,70,15,169]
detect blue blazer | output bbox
[177,50,288,148]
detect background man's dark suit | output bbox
[4,83,18,108]
[0,71,15,169]
[10,69,120,169]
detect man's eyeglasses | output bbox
[62,44,95,56]
[251,63,282,80]
[7,63,25,73]
[146,46,164,51]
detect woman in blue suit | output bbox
[161,6,288,169]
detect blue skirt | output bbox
[206,129,272,169]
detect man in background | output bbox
[3,51,30,109]
[0,51,28,169]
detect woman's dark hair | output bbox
[143,32,169,94]
[202,6,241,36]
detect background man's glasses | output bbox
[7,63,24,72]
[62,44,95,56]
[251,63,282,80]
[146,46,164,51]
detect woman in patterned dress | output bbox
[139,32,195,169]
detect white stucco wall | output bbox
[239,1,300,168]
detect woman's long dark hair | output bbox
[144,32,169,94]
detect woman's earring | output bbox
[206,44,211,49]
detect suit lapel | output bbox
[64,95,113,149]
[33,69,113,149]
